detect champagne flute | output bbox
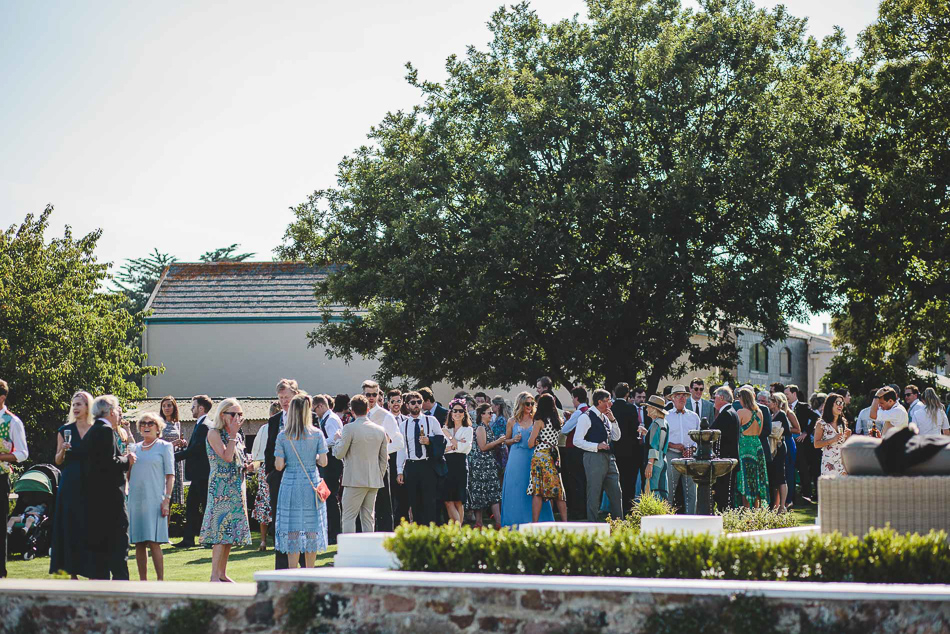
[63,429,72,451]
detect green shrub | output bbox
[384,523,950,583]
[720,507,797,533]
[608,493,675,533]
[167,503,185,537]
[156,600,221,634]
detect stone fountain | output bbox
[671,418,738,515]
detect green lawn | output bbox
[787,499,818,527]
[6,532,336,582]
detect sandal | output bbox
[258,542,267,552]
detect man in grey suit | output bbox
[687,378,716,422]
[333,394,389,534]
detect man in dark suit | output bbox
[536,376,564,410]
[711,386,739,510]
[173,395,213,548]
[313,394,343,543]
[630,387,651,493]
[785,384,819,502]
[610,383,641,516]
[85,395,135,580]
[419,388,447,425]
[264,378,307,569]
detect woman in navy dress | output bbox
[50,391,95,578]
[500,392,554,527]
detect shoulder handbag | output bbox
[287,434,331,504]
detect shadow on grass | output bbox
[179,546,335,567]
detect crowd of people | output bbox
[0,374,948,581]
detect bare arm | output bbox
[528,420,543,448]
[317,450,328,468]
[54,431,66,466]
[208,428,237,462]
[786,409,801,435]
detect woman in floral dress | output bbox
[199,398,251,582]
[526,393,568,522]
[468,404,504,528]
[815,393,850,476]
[159,396,185,505]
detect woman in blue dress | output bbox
[274,393,329,568]
[50,391,95,578]
[128,413,175,580]
[500,392,554,526]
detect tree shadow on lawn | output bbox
[181,547,335,567]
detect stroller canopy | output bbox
[13,470,54,495]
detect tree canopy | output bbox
[114,248,177,315]
[280,0,853,392]
[824,0,949,389]
[0,206,158,462]
[200,243,255,263]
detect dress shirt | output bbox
[855,406,874,435]
[573,409,621,453]
[369,405,405,454]
[874,403,909,430]
[0,406,29,463]
[561,403,589,435]
[396,414,441,475]
[321,411,344,448]
[689,398,703,417]
[444,426,473,454]
[906,399,924,423]
[913,406,950,436]
[666,408,700,450]
[251,423,269,462]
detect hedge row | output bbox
[384,523,950,583]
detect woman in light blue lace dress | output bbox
[275,393,329,568]
[199,398,251,582]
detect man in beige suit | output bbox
[333,394,389,533]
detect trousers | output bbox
[667,449,697,514]
[583,451,622,521]
[404,460,437,525]
[342,487,378,534]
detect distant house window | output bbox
[780,347,792,376]
[750,343,769,374]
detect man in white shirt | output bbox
[385,389,410,522]
[870,387,909,433]
[854,389,878,435]
[904,385,924,423]
[665,385,700,514]
[0,379,29,578]
[362,380,404,531]
[396,391,443,525]
[560,386,591,520]
[573,389,622,521]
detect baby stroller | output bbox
[8,464,59,560]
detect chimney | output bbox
[822,323,829,336]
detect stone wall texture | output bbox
[2,578,950,634]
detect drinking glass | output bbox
[63,429,72,450]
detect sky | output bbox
[1,0,880,333]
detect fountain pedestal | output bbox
[671,419,738,515]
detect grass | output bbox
[787,500,818,527]
[5,532,336,582]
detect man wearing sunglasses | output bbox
[362,380,404,532]
[687,379,715,422]
[396,391,447,525]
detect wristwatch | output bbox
[162,494,171,501]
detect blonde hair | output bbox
[737,387,757,412]
[137,412,166,433]
[922,387,944,416]
[512,391,534,423]
[68,391,95,426]
[769,391,790,413]
[285,393,315,440]
[212,398,242,430]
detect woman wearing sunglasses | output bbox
[128,413,175,580]
[500,392,554,526]
[199,398,251,581]
[441,398,473,524]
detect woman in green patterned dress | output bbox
[199,398,251,582]
[735,387,768,507]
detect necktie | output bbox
[602,413,610,440]
[638,407,644,425]
[413,418,422,458]
[320,413,329,436]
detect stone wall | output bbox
[2,572,949,634]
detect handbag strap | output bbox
[286,435,318,492]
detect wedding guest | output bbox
[904,385,924,423]
[501,392,554,526]
[173,395,213,548]
[313,395,344,544]
[490,396,511,483]
[687,378,715,420]
[610,383,640,516]
[264,379,301,568]
[396,391,446,526]
[363,380,404,531]
[870,387,908,434]
[528,394,568,521]
[915,388,950,436]
[766,393,799,512]
[441,398,473,524]
[275,394,329,567]
[560,386,591,519]
[665,386,700,514]
[855,390,879,435]
[535,376,564,410]
[335,394,388,533]
[129,413,175,580]
[631,387,651,495]
[815,393,850,476]
[468,403,503,528]
[387,390,410,522]
[200,398,251,582]
[711,387,738,509]
[334,394,352,425]
[50,391,92,578]
[159,396,186,504]
[574,389,622,521]
[643,395,670,500]
[250,401,280,551]
[86,395,135,580]
[735,387,768,508]
[785,384,820,503]
[420,388,448,425]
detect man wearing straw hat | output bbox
[665,385,700,514]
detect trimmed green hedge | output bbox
[385,523,950,583]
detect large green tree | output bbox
[0,206,157,462]
[114,248,177,315]
[823,0,950,389]
[280,0,853,392]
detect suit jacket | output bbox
[711,406,740,459]
[633,404,652,446]
[427,433,448,477]
[429,404,448,426]
[333,417,388,489]
[610,398,639,458]
[794,402,820,437]
[688,398,716,423]
[174,415,210,482]
[84,419,131,552]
